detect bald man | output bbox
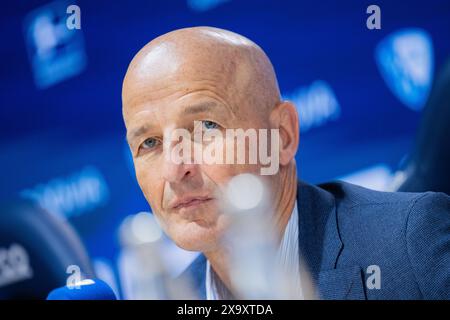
[122,27,450,300]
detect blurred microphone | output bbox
[46,278,117,300]
[221,173,316,299]
[221,173,285,298]
[118,212,196,299]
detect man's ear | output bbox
[269,101,299,166]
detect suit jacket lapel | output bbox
[297,180,366,299]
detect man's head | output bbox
[122,27,299,253]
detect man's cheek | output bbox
[201,163,234,182]
[135,173,150,199]
[133,162,146,187]
[135,169,159,207]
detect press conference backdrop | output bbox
[1,0,449,298]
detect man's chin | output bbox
[170,220,222,252]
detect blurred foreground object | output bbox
[118,212,196,299]
[221,174,316,299]
[0,199,94,299]
[47,278,116,300]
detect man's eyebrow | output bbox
[127,124,151,144]
[182,101,220,115]
[126,101,224,143]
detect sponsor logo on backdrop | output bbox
[283,80,341,133]
[20,166,109,219]
[375,28,434,111]
[23,1,86,89]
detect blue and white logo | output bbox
[375,28,434,111]
[20,166,109,219]
[283,80,341,133]
[23,1,86,89]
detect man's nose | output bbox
[161,151,198,184]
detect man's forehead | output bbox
[124,84,236,119]
[122,27,281,134]
[122,58,241,119]
[122,35,252,112]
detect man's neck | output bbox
[204,246,232,293]
[272,162,298,243]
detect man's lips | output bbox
[169,196,214,210]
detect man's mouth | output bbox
[169,195,214,210]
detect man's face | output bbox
[124,81,270,252]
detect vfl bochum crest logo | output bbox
[375,28,434,111]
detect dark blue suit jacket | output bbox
[182,180,450,299]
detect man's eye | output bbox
[141,137,159,150]
[202,120,219,130]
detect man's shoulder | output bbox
[317,180,432,208]
[311,180,450,244]
[315,180,450,299]
[314,180,450,220]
